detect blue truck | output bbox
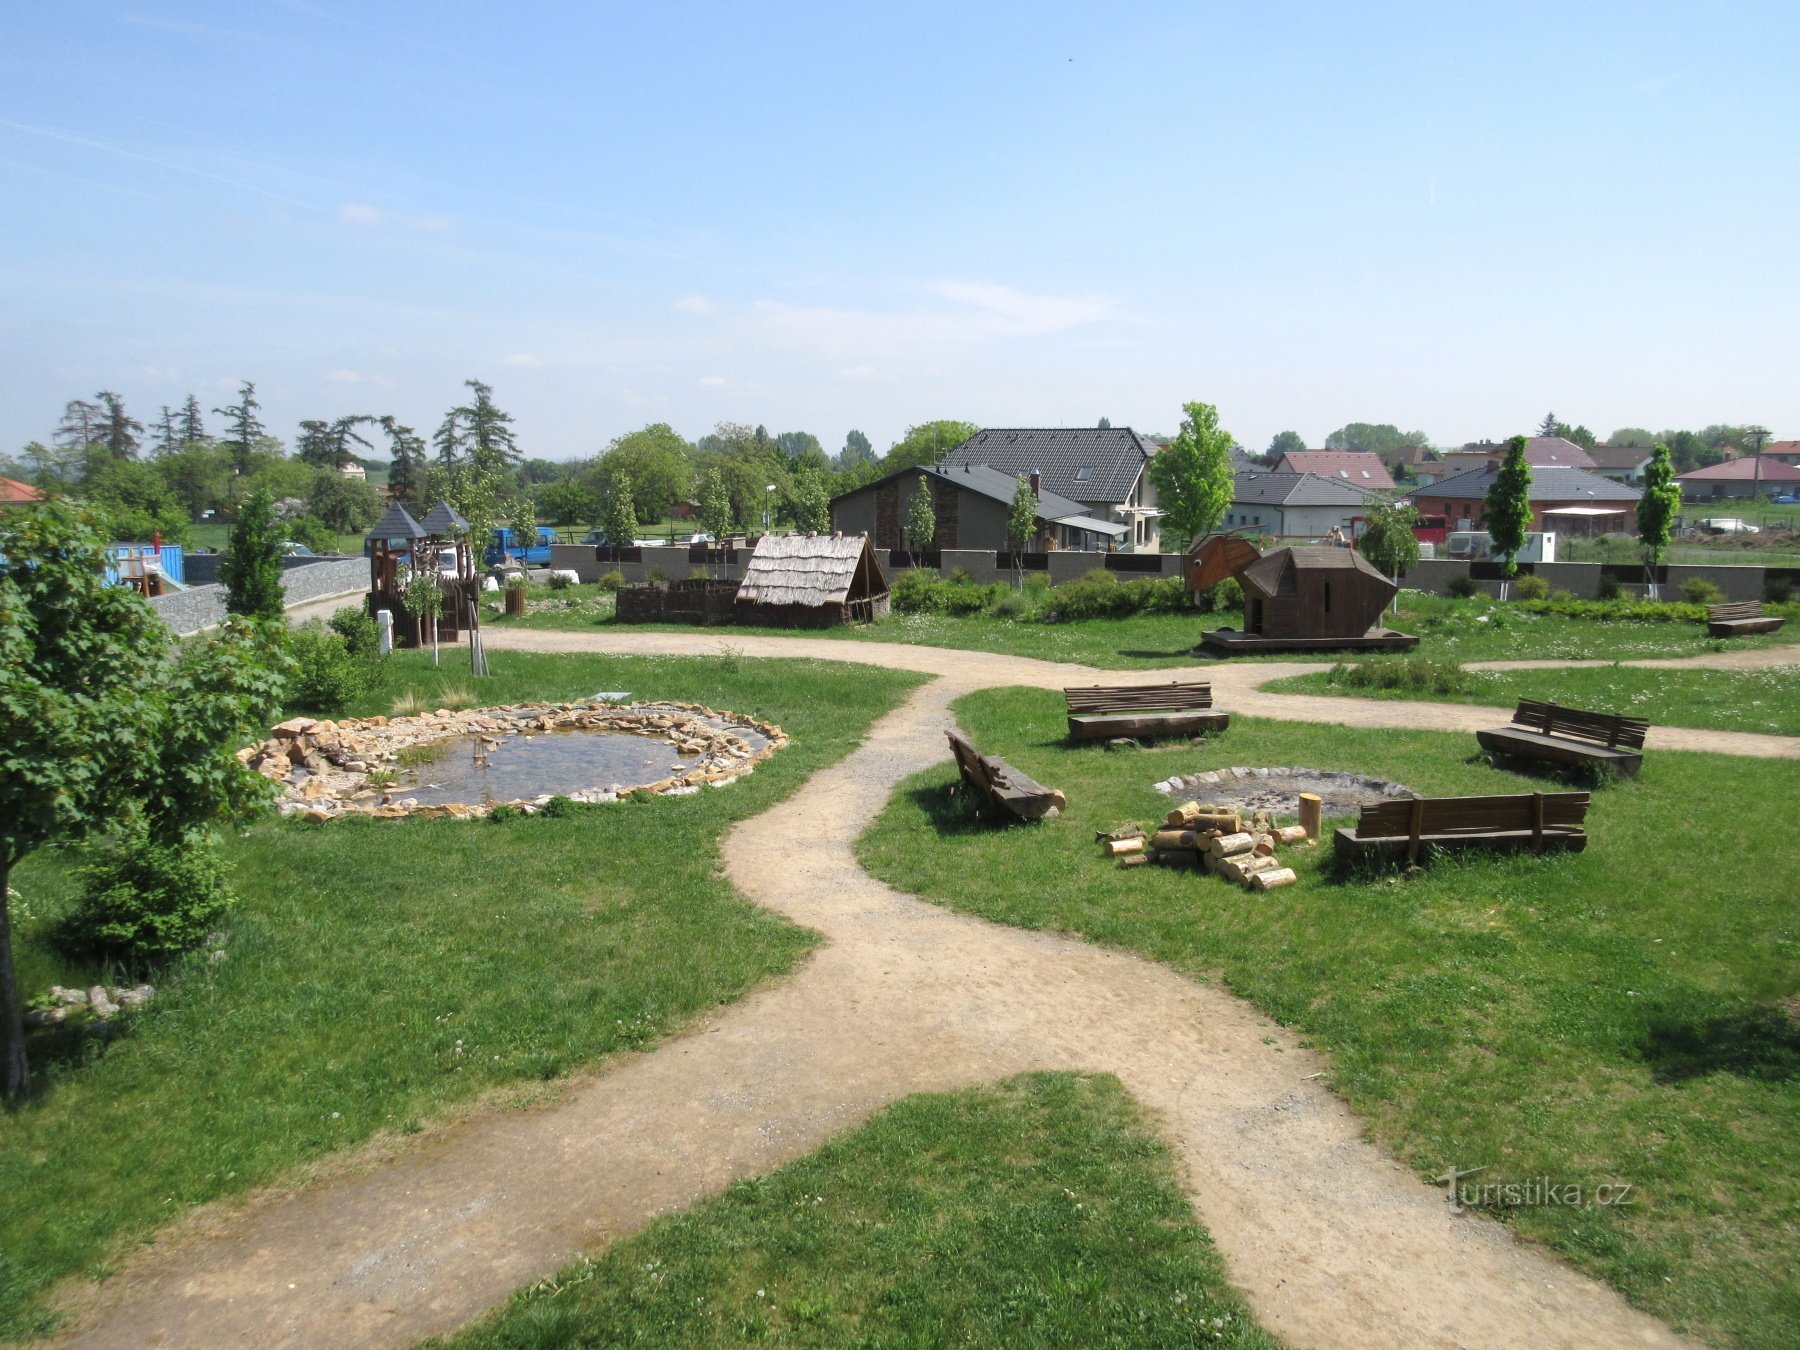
[483,526,559,567]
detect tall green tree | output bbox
[220,488,286,619]
[536,479,599,526]
[1537,411,1561,438]
[1608,427,1656,448]
[1268,430,1306,460]
[1356,501,1421,610]
[697,475,733,541]
[418,459,515,553]
[178,394,207,444]
[837,430,874,469]
[1324,421,1430,462]
[776,430,828,473]
[307,471,382,534]
[151,405,181,457]
[1636,444,1680,597]
[905,473,937,561]
[1484,435,1534,579]
[295,420,335,468]
[789,471,831,534]
[0,505,286,1099]
[94,391,142,461]
[883,420,979,473]
[213,381,266,475]
[55,398,102,456]
[379,416,427,507]
[591,423,695,522]
[1006,474,1038,587]
[1147,400,1236,549]
[436,379,519,473]
[599,470,638,549]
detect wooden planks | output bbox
[1064,682,1230,742]
[1065,682,1213,712]
[1510,699,1649,751]
[1706,601,1785,638]
[946,730,1067,822]
[1335,790,1590,863]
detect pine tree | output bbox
[94,391,143,460]
[219,488,285,619]
[213,381,265,475]
[433,407,467,466]
[178,394,207,444]
[152,406,181,457]
[437,379,519,473]
[55,398,102,453]
[295,419,335,468]
[1538,412,1560,438]
[380,416,426,507]
[1484,435,1534,578]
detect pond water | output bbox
[398,727,747,807]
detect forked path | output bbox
[62,632,1782,1349]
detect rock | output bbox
[302,807,333,823]
[25,1006,66,1028]
[272,717,319,738]
[115,984,155,1008]
[52,985,89,1006]
[88,986,118,1019]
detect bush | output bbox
[282,515,339,554]
[59,827,233,964]
[1596,573,1624,601]
[596,570,624,593]
[547,571,573,591]
[1511,574,1550,601]
[891,569,994,615]
[1446,574,1479,599]
[1194,576,1243,614]
[1765,577,1794,605]
[1325,656,1473,696]
[1680,577,1727,605]
[1041,571,1188,621]
[285,624,375,713]
[986,589,1033,619]
[328,605,381,660]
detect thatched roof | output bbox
[737,534,886,607]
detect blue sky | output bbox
[2,1,1796,461]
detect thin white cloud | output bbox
[500,353,544,367]
[674,294,718,316]
[751,281,1113,359]
[699,374,728,387]
[324,368,363,383]
[337,201,454,233]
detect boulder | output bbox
[88,986,118,1019]
[273,717,319,738]
[24,1006,66,1028]
[115,984,155,1008]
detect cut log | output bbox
[1165,802,1202,827]
[1207,831,1255,857]
[1151,828,1200,851]
[1218,852,1284,884]
[1297,793,1322,839]
[1252,833,1275,856]
[1251,867,1298,891]
[1275,825,1309,845]
[1117,853,1152,869]
[1095,824,1147,844]
[1105,837,1145,857]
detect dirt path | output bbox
[58,631,1744,1348]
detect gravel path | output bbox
[56,629,1755,1348]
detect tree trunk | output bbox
[0,858,28,1102]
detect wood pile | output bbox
[1095,797,1318,891]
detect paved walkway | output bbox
[59,631,1780,1348]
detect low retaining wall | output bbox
[1402,558,1781,601]
[149,556,370,636]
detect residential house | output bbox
[1586,444,1655,484]
[1402,464,1642,535]
[1675,458,1800,501]
[1272,450,1396,491]
[936,427,1163,551]
[337,461,367,481]
[1440,436,1598,475]
[2,476,46,508]
[1759,440,1800,467]
[829,463,1128,553]
[1223,471,1389,539]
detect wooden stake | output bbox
[1297,792,1322,840]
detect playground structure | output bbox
[107,543,186,597]
[1186,534,1418,655]
[366,501,481,649]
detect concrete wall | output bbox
[1402,558,1776,602]
[149,556,370,636]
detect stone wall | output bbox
[149,556,371,636]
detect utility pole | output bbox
[1746,426,1770,506]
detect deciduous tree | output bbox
[789,471,831,535]
[1268,430,1306,460]
[1636,444,1680,596]
[1356,501,1421,609]
[697,476,733,541]
[599,470,638,549]
[590,423,695,522]
[1006,474,1038,587]
[883,420,979,473]
[1147,401,1236,548]
[905,473,937,561]
[1484,435,1533,578]
[220,488,286,619]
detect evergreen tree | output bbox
[329,414,373,467]
[432,407,467,466]
[1636,444,1680,596]
[94,391,143,460]
[178,394,207,444]
[1484,435,1534,578]
[152,405,181,457]
[379,416,426,506]
[295,419,335,468]
[220,488,285,619]
[1537,411,1560,438]
[55,398,102,454]
[905,472,937,561]
[445,378,519,473]
[213,381,266,475]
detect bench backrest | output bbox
[947,730,1001,797]
[1708,601,1765,621]
[1355,791,1589,840]
[1065,681,1213,714]
[1511,698,1649,750]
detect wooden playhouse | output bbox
[734,534,890,628]
[1196,544,1418,654]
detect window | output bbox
[1075,465,1093,482]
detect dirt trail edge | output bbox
[55,633,1710,1349]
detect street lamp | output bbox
[763,483,776,537]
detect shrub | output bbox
[596,570,624,593]
[1680,577,1727,605]
[1511,574,1550,601]
[285,624,375,713]
[328,605,381,661]
[1325,656,1473,696]
[1446,574,1479,599]
[547,571,573,591]
[1195,576,1243,614]
[891,569,993,615]
[985,589,1033,619]
[1596,573,1624,601]
[58,827,233,964]
[1042,571,1188,621]
[1765,577,1794,605]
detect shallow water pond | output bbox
[399,728,705,807]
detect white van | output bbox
[1444,531,1556,563]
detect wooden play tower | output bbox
[366,500,481,647]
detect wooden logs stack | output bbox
[1095,798,1314,891]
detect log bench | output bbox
[946,730,1067,822]
[1476,699,1648,778]
[1706,601,1786,638]
[1334,790,1590,864]
[1064,681,1230,742]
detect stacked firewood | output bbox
[1096,797,1319,891]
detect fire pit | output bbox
[1152,766,1412,817]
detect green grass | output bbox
[187,522,365,555]
[856,691,1800,1349]
[0,649,925,1339]
[1265,661,1800,736]
[437,1073,1280,1349]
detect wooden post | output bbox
[1297,792,1322,840]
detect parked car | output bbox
[579,530,610,547]
[1699,517,1759,535]
[280,542,316,556]
[1772,494,1799,506]
[483,525,558,567]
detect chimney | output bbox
[1029,469,1042,498]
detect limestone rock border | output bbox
[246,701,788,822]
[1152,765,1413,817]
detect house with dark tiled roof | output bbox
[1586,444,1656,484]
[1759,440,1800,467]
[1272,450,1396,491]
[1224,471,1390,539]
[936,427,1163,550]
[829,462,1129,554]
[1402,464,1641,535]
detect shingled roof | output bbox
[938,427,1154,505]
[1273,451,1396,490]
[737,534,886,608]
[419,500,470,535]
[367,502,428,539]
[1232,471,1391,508]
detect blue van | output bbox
[484,526,558,567]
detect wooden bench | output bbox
[1334,791,1590,864]
[1064,681,1230,742]
[1476,699,1648,778]
[1706,601,1786,638]
[946,730,1066,822]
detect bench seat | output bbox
[1706,601,1785,638]
[947,730,1066,822]
[1476,699,1648,778]
[1334,790,1589,864]
[1064,682,1230,742]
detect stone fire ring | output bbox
[1152,766,1414,818]
[244,701,788,822]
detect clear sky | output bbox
[2,1,1796,461]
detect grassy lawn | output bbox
[856,691,1800,1349]
[0,649,925,1339]
[438,1073,1280,1349]
[1263,661,1800,737]
[187,522,365,555]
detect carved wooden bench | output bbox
[1706,601,1785,638]
[1063,681,1230,742]
[1476,699,1648,777]
[1334,790,1590,864]
[947,730,1066,821]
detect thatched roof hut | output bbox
[735,534,890,627]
